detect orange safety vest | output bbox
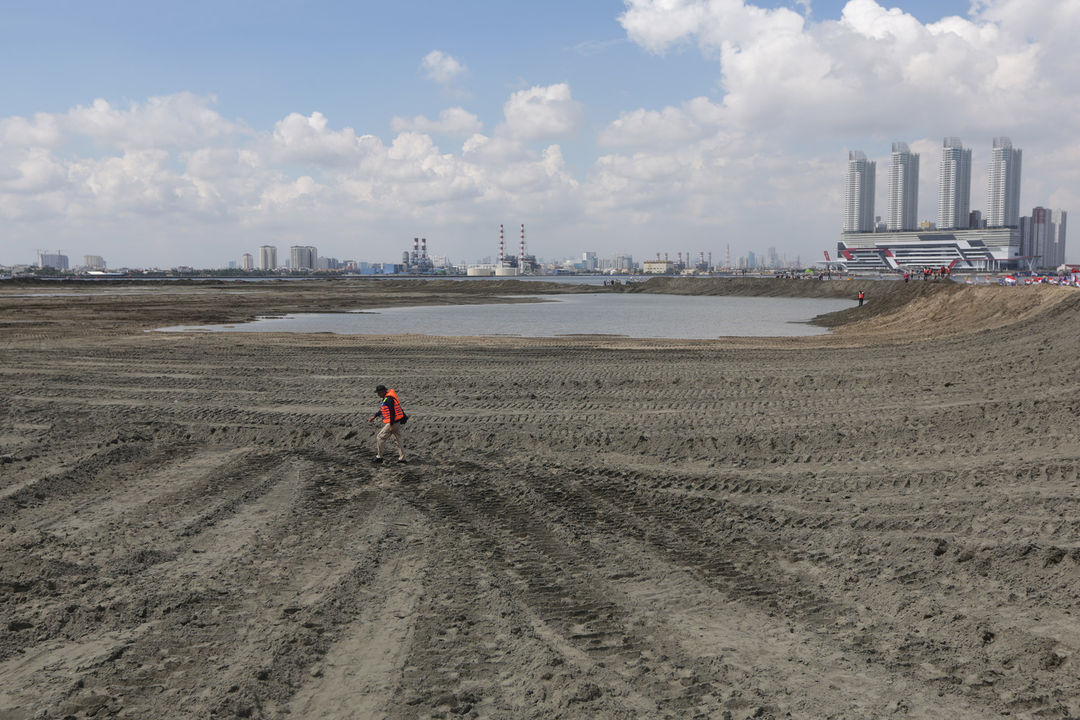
[379,389,406,424]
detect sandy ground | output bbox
[2,277,1080,719]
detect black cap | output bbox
[375,384,387,393]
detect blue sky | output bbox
[2,0,1076,268]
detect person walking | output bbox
[857,289,865,307]
[368,384,407,463]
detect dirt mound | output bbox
[828,284,1080,341]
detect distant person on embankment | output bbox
[858,290,865,306]
[367,384,407,464]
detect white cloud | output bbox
[599,97,726,149]
[64,93,243,150]
[0,113,62,147]
[615,0,1066,137]
[501,83,583,141]
[269,111,376,167]
[421,50,466,86]
[391,107,483,136]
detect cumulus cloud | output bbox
[0,113,62,147]
[391,107,483,136]
[267,111,385,168]
[599,97,726,149]
[421,50,466,85]
[64,93,243,150]
[501,83,583,141]
[615,0,1070,137]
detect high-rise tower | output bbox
[887,141,919,231]
[987,137,1022,228]
[259,245,277,271]
[938,137,972,230]
[843,151,876,233]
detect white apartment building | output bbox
[289,245,318,271]
[240,253,254,270]
[37,251,69,270]
[1023,208,1068,269]
[843,151,876,233]
[887,142,919,231]
[938,138,972,230]
[259,245,277,271]
[82,255,106,269]
[987,137,1022,227]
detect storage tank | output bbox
[467,266,495,276]
[494,266,519,276]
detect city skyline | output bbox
[3,1,1080,267]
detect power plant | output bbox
[402,237,435,273]
[468,224,539,276]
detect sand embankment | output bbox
[2,278,1080,719]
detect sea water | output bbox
[157,294,855,339]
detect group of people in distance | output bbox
[903,266,952,282]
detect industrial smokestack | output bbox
[421,238,427,261]
[499,224,504,265]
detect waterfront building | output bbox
[1024,208,1068,269]
[289,245,317,271]
[938,138,972,230]
[887,142,919,231]
[987,137,1022,228]
[837,227,1020,272]
[612,253,634,272]
[37,251,69,270]
[258,245,277,271]
[241,253,254,270]
[642,260,675,274]
[1052,210,1068,267]
[82,255,106,269]
[843,151,876,233]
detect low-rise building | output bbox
[837,227,1020,272]
[642,260,675,274]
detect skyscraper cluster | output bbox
[838,136,1069,271]
[843,136,1025,233]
